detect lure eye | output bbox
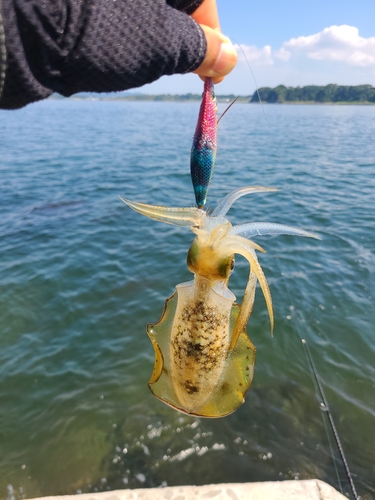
[210,91,216,101]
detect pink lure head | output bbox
[195,78,217,150]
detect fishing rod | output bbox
[280,267,359,499]
[300,337,359,500]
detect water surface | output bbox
[0,101,374,499]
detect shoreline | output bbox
[48,94,375,105]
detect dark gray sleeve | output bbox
[0,0,206,109]
[167,0,204,14]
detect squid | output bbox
[120,187,319,418]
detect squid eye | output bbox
[210,90,216,101]
[228,257,235,277]
[187,241,199,271]
[218,256,235,278]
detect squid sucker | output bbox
[120,187,320,417]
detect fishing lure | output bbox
[190,77,237,208]
[120,188,319,417]
[190,77,217,209]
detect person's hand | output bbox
[190,0,237,83]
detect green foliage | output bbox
[251,84,375,103]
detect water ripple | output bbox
[0,101,374,499]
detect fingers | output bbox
[192,26,237,83]
[190,0,220,31]
[189,0,237,83]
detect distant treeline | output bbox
[110,93,251,103]
[57,84,375,104]
[251,84,375,103]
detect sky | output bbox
[140,0,375,95]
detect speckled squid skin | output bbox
[190,77,217,208]
[170,277,233,411]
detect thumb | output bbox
[193,26,237,84]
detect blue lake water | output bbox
[0,100,374,499]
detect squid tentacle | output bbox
[231,270,257,351]
[224,235,274,336]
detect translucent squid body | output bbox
[120,187,319,418]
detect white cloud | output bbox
[236,25,375,68]
[273,47,291,62]
[221,25,375,93]
[235,44,274,66]
[283,25,375,66]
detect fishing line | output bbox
[278,266,359,500]
[229,37,270,130]
[216,37,270,127]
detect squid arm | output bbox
[231,222,321,239]
[212,186,278,218]
[119,196,205,227]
